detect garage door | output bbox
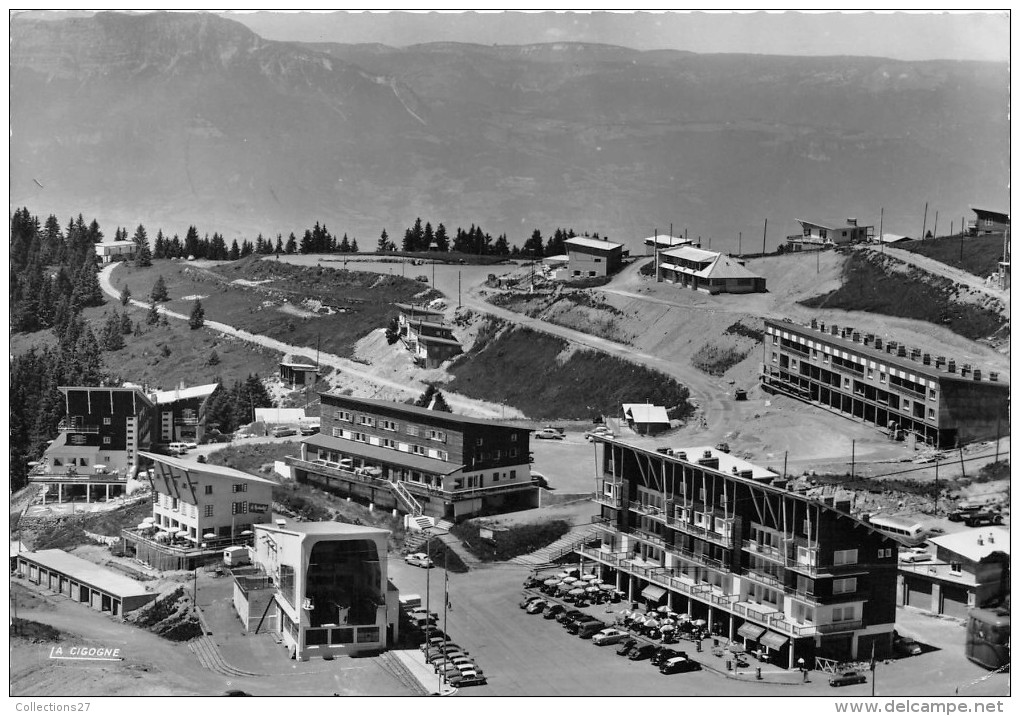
[941,584,970,620]
[906,577,933,611]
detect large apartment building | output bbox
[580,441,900,669]
[761,319,1009,448]
[286,394,537,521]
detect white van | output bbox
[168,442,189,455]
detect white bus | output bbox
[866,514,927,546]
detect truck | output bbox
[964,510,1003,528]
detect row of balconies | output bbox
[579,545,866,638]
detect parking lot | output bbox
[388,559,1009,697]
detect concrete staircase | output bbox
[509,523,603,567]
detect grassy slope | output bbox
[110,258,440,358]
[10,299,281,390]
[444,326,692,420]
[896,233,1006,279]
[799,252,1006,341]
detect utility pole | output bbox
[850,440,856,479]
[738,231,742,256]
[783,451,788,479]
[432,260,435,286]
[424,534,432,652]
[958,447,966,480]
[921,202,928,241]
[457,272,461,309]
[761,218,768,256]
[933,210,939,240]
[879,207,884,255]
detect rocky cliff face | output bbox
[10,12,1009,249]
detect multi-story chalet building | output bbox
[30,385,155,503]
[786,218,873,252]
[657,246,766,294]
[280,355,319,388]
[403,317,462,369]
[96,239,138,263]
[286,394,537,521]
[762,319,1010,448]
[565,237,625,278]
[152,383,219,444]
[233,521,399,660]
[580,441,900,668]
[121,452,274,570]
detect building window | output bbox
[406,425,419,437]
[879,372,886,384]
[103,417,112,425]
[950,561,962,574]
[493,472,499,483]
[232,483,248,493]
[332,427,342,438]
[928,408,936,420]
[337,410,352,422]
[428,429,446,442]
[358,415,375,427]
[204,485,213,495]
[381,419,399,431]
[510,470,516,479]
[929,389,937,400]
[411,445,427,456]
[204,504,214,517]
[772,335,779,345]
[771,352,778,364]
[511,433,518,442]
[353,432,367,443]
[475,438,483,446]
[833,549,858,566]
[797,546,816,566]
[867,369,874,379]
[357,627,381,644]
[437,450,448,461]
[232,501,248,515]
[843,377,851,388]
[102,437,111,445]
[832,577,857,595]
[381,438,396,449]
[878,548,892,558]
[832,605,855,622]
[509,448,518,458]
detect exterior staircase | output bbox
[388,479,423,518]
[509,523,603,567]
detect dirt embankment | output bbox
[127,585,202,641]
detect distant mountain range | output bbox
[10,11,1008,254]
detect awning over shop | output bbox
[737,622,766,641]
[640,584,667,602]
[760,631,789,650]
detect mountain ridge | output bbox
[10,12,1008,252]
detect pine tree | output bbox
[523,229,545,257]
[415,384,452,412]
[151,275,169,302]
[153,229,166,259]
[339,233,351,252]
[188,298,205,329]
[146,301,161,325]
[350,238,359,253]
[103,311,125,351]
[229,239,241,260]
[434,223,450,252]
[274,235,284,255]
[300,230,313,254]
[494,233,510,255]
[184,226,201,258]
[133,224,153,267]
[377,229,390,253]
[120,313,133,335]
[208,350,220,366]
[423,222,435,251]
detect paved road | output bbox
[98,263,511,419]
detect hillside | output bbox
[11,12,1008,253]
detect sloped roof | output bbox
[661,246,719,263]
[319,394,526,430]
[877,233,912,243]
[622,403,670,425]
[796,218,870,230]
[700,254,762,280]
[970,206,1009,221]
[930,527,1010,561]
[19,549,152,598]
[139,451,277,485]
[644,234,691,248]
[565,237,624,252]
[152,383,219,404]
[97,240,137,250]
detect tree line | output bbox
[388,217,599,258]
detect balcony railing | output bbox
[666,517,734,548]
[121,527,253,555]
[741,567,786,590]
[577,545,629,567]
[743,539,787,563]
[57,419,100,434]
[671,545,730,573]
[815,619,863,634]
[622,526,667,547]
[594,492,623,509]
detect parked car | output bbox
[531,471,549,489]
[520,595,544,609]
[616,638,638,656]
[447,670,487,687]
[829,671,868,687]
[894,636,923,657]
[591,628,630,646]
[424,644,468,658]
[271,426,298,438]
[628,644,659,661]
[543,604,566,620]
[660,656,701,675]
[577,620,608,639]
[948,505,984,522]
[566,617,602,635]
[405,552,435,568]
[734,389,748,401]
[556,609,584,625]
[586,426,615,441]
[899,548,932,563]
[522,575,544,589]
[535,428,564,440]
[526,599,548,614]
[651,648,683,666]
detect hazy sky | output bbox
[228,10,1009,62]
